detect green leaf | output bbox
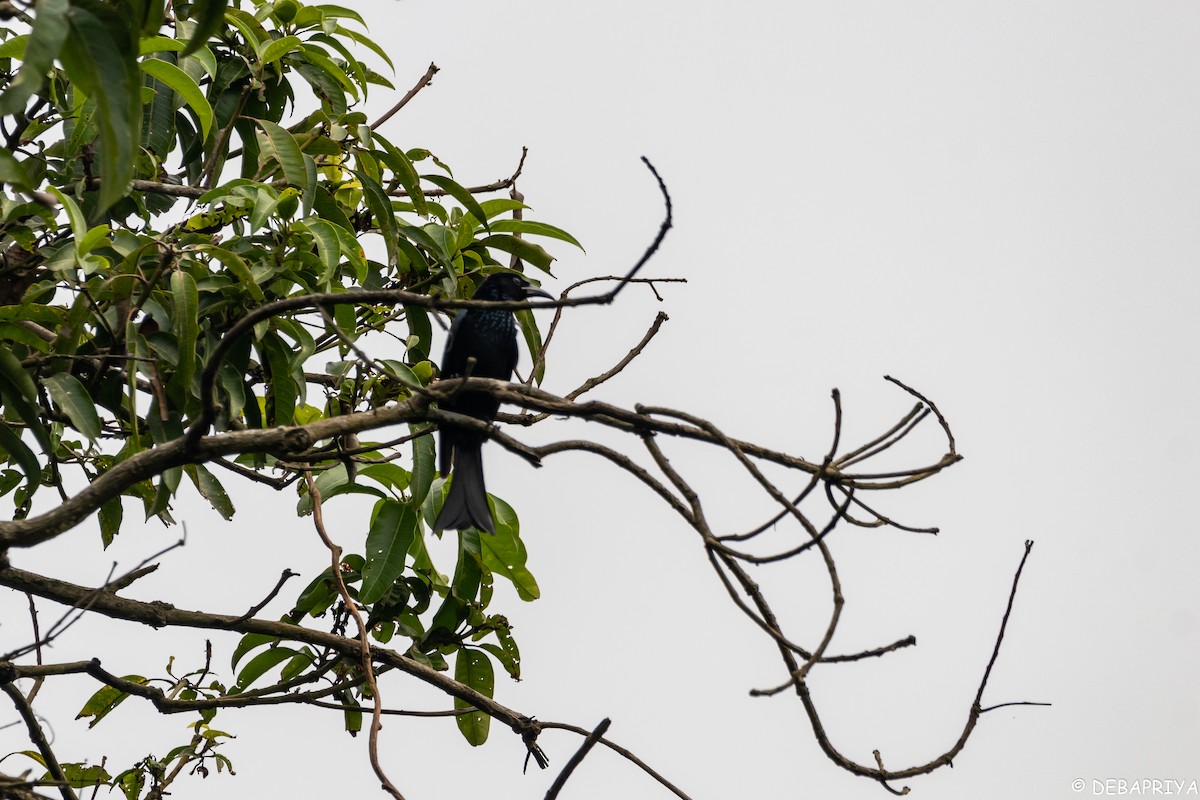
[76,676,147,728]
[0,348,52,454]
[0,150,32,191]
[169,270,198,407]
[352,168,399,269]
[481,496,540,601]
[231,632,277,670]
[234,646,299,691]
[0,421,41,496]
[46,186,87,242]
[195,244,265,301]
[480,625,521,680]
[374,137,425,216]
[41,373,102,441]
[259,331,297,426]
[359,498,418,604]
[0,0,69,116]
[259,34,302,64]
[138,35,186,55]
[428,530,482,640]
[140,57,214,140]
[182,0,229,55]
[453,649,494,746]
[477,235,554,273]
[516,308,545,385]
[299,43,358,99]
[98,495,123,547]
[422,174,487,232]
[59,4,140,215]
[409,426,435,506]
[254,118,309,187]
[294,218,340,283]
[487,219,585,251]
[185,463,235,519]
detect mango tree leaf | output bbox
[359,498,418,603]
[259,331,297,426]
[352,168,398,270]
[427,530,482,641]
[194,244,264,301]
[0,348,52,453]
[59,3,140,215]
[453,648,493,745]
[487,219,585,251]
[481,496,539,601]
[0,150,32,191]
[421,174,487,232]
[259,34,302,65]
[476,235,554,273]
[233,646,299,691]
[169,269,198,409]
[41,372,102,441]
[45,186,87,242]
[0,421,41,496]
[98,495,123,547]
[140,57,213,140]
[479,626,521,680]
[0,0,69,116]
[181,0,229,55]
[185,463,235,519]
[408,425,435,505]
[231,632,277,670]
[254,118,308,187]
[76,676,147,728]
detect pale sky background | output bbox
[3,2,1199,799]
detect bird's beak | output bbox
[523,286,554,301]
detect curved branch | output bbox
[0,565,539,741]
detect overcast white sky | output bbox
[4,2,1199,799]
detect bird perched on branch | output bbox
[433,272,552,534]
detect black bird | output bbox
[432,272,552,534]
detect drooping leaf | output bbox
[169,269,199,409]
[76,676,147,727]
[477,234,554,273]
[422,174,488,232]
[41,372,102,441]
[480,496,540,601]
[259,34,302,65]
[254,118,309,187]
[359,498,418,603]
[0,0,69,116]
[181,0,229,55]
[409,426,435,506]
[59,3,140,215]
[453,648,494,745]
[140,57,214,140]
[185,463,235,519]
[233,646,299,692]
[0,348,52,454]
[487,218,585,251]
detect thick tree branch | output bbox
[0,565,540,742]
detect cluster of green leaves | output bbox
[61,659,235,799]
[0,0,583,780]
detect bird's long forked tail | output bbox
[433,441,495,534]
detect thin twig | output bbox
[371,63,440,129]
[304,472,407,800]
[544,718,611,800]
[539,721,694,800]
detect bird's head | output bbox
[472,272,554,302]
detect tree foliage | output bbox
[0,1,1036,798]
